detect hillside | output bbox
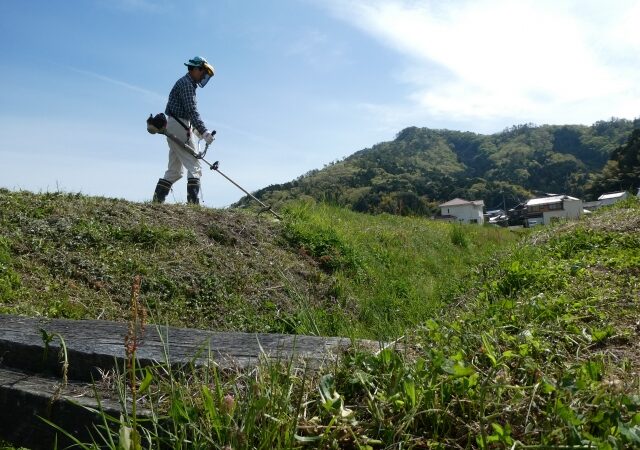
[237,118,638,215]
[0,189,516,340]
[0,189,324,333]
[1,189,639,448]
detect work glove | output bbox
[203,131,215,145]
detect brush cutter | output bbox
[147,113,282,220]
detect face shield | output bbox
[198,63,215,88]
[198,73,212,88]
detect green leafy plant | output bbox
[449,224,469,248]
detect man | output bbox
[152,56,215,204]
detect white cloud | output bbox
[321,0,640,129]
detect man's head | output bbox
[185,56,214,87]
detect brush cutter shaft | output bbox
[212,166,282,220]
[161,129,199,157]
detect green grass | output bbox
[0,189,518,340]
[282,201,519,338]
[0,190,334,333]
[102,197,637,449]
[3,189,639,448]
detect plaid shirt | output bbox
[165,74,207,135]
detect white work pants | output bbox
[163,117,202,183]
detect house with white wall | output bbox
[598,191,629,206]
[438,198,485,224]
[584,191,631,211]
[525,195,583,226]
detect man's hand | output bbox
[203,131,215,145]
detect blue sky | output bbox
[1,0,639,207]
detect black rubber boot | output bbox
[152,178,172,203]
[187,177,200,204]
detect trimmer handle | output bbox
[199,130,216,158]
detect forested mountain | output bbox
[586,127,640,197]
[238,118,638,215]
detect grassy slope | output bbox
[274,199,639,448]
[282,201,517,338]
[0,189,332,333]
[1,189,639,448]
[369,197,640,447]
[0,189,517,340]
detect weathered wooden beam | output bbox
[0,314,375,381]
[0,314,380,449]
[0,366,136,450]
[0,315,379,450]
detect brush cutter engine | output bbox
[147,113,168,134]
[147,112,215,157]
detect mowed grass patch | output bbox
[0,189,334,333]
